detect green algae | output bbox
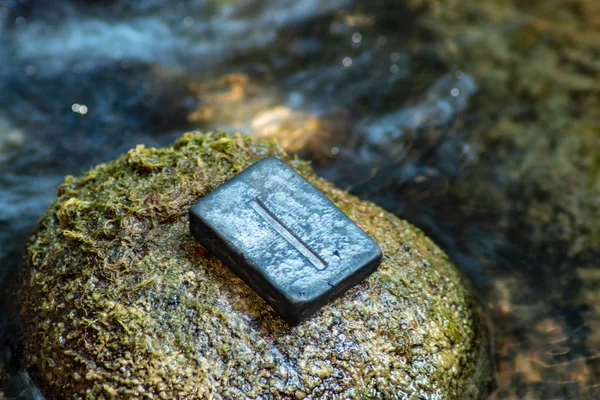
[16,132,490,399]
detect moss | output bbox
[16,132,490,399]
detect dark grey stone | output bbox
[189,157,382,325]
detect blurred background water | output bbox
[1,0,599,398]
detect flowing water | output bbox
[1,0,599,398]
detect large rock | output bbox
[15,132,491,399]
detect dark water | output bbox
[1,0,599,398]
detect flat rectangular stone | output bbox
[189,157,382,325]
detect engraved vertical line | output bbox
[249,197,328,271]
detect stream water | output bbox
[1,0,599,398]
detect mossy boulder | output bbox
[15,132,491,399]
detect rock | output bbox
[14,132,491,399]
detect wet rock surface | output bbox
[14,133,490,399]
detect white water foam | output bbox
[12,0,351,76]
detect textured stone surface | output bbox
[15,132,491,399]
[190,156,382,325]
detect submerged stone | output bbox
[15,132,491,399]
